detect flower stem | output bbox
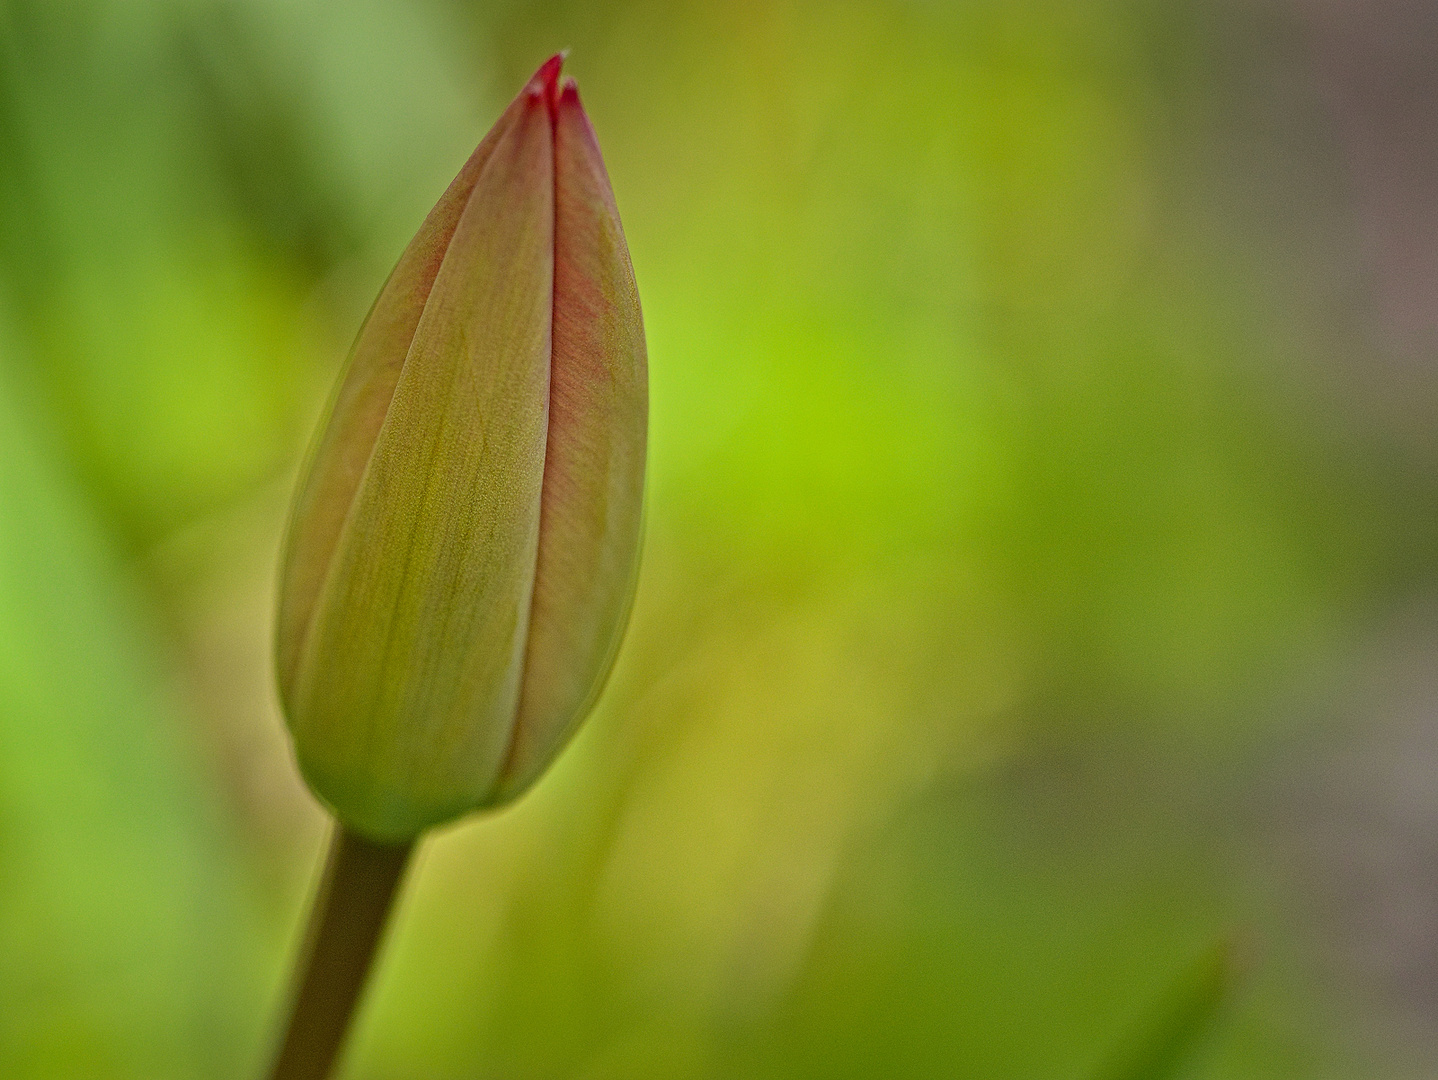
[266,824,415,1080]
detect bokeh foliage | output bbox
[0,0,1431,1076]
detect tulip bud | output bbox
[275,55,646,842]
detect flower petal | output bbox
[500,78,648,797]
[289,77,556,840]
[275,78,538,704]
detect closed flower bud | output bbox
[275,55,647,842]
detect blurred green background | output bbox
[2,0,1437,1076]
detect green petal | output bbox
[275,88,526,705]
[289,78,555,841]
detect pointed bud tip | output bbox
[558,77,581,107]
[529,53,566,102]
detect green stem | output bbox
[266,824,415,1080]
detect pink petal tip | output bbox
[529,53,566,103]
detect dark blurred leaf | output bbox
[171,2,357,277]
[1091,937,1239,1080]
